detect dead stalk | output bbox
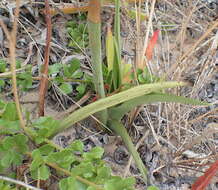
[38,0,52,116]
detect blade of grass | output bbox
[108,119,148,183]
[108,92,209,120]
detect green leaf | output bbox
[49,63,62,75]
[72,70,83,79]
[0,80,5,87]
[0,120,20,134]
[83,147,104,160]
[147,186,160,190]
[107,120,147,182]
[38,144,55,156]
[13,134,28,153]
[59,83,72,94]
[108,92,209,120]
[106,29,114,72]
[1,151,14,168]
[2,136,14,149]
[69,59,80,73]
[96,166,111,183]
[16,60,21,69]
[59,177,87,190]
[71,162,95,178]
[33,117,60,140]
[68,140,84,153]
[31,164,51,180]
[30,149,44,171]
[47,149,75,170]
[17,71,33,90]
[0,59,6,73]
[1,103,18,121]
[1,150,22,168]
[38,165,50,180]
[53,81,191,136]
[104,177,135,190]
[76,84,86,95]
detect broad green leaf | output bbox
[71,162,95,178]
[1,103,18,121]
[32,116,60,139]
[0,120,20,134]
[16,60,21,69]
[59,177,87,190]
[69,59,80,73]
[49,63,62,75]
[83,147,104,160]
[38,165,50,180]
[17,71,33,90]
[30,149,44,171]
[31,164,50,180]
[38,144,54,156]
[95,166,111,183]
[68,140,84,153]
[1,150,22,168]
[13,134,28,153]
[1,151,14,168]
[59,83,73,94]
[2,136,14,149]
[47,149,75,170]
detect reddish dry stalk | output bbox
[38,0,52,116]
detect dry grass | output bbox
[124,0,218,187]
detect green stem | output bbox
[108,119,147,183]
[87,0,107,125]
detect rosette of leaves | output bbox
[66,20,89,52]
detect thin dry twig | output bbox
[38,0,52,116]
[139,0,156,69]
[169,18,218,76]
[0,175,42,190]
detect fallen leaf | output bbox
[191,160,218,190]
[145,29,160,61]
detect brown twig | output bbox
[38,0,52,116]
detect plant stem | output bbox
[38,0,52,116]
[0,0,27,134]
[87,0,107,125]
